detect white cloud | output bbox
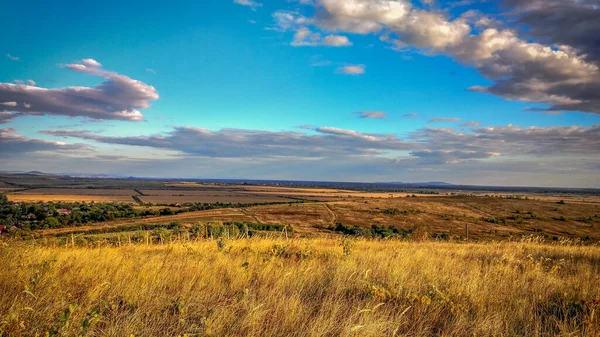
[288,0,600,114]
[234,0,262,10]
[0,59,158,122]
[336,64,365,75]
[5,54,19,61]
[291,27,352,46]
[81,58,102,67]
[322,35,352,46]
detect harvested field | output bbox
[11,188,137,196]
[244,203,335,234]
[138,195,294,204]
[6,194,135,203]
[162,182,354,193]
[0,188,19,193]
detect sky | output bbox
[0,0,599,187]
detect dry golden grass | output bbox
[1,238,598,337]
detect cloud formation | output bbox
[281,0,600,114]
[5,54,19,61]
[234,0,262,10]
[0,128,90,155]
[42,126,413,158]
[354,111,387,119]
[291,27,352,46]
[0,59,159,122]
[503,0,600,64]
[40,124,600,168]
[336,64,365,75]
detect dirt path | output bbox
[241,208,263,224]
[323,203,337,225]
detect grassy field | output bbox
[1,238,598,337]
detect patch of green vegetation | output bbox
[331,222,415,238]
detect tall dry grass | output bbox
[0,238,599,336]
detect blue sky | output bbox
[1,0,599,187]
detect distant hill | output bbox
[23,171,48,176]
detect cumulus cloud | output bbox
[234,0,262,10]
[336,64,365,75]
[354,111,387,119]
[0,59,158,122]
[503,0,600,63]
[322,34,352,46]
[0,128,91,155]
[290,27,352,47]
[286,0,600,114]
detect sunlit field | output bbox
[1,238,599,336]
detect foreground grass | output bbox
[1,239,599,336]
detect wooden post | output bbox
[146,231,149,245]
[71,233,75,247]
[465,223,469,242]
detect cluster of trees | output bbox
[0,196,169,230]
[0,195,303,231]
[332,222,415,238]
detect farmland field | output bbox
[11,188,138,196]
[2,174,599,241]
[6,194,135,203]
[137,195,293,204]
